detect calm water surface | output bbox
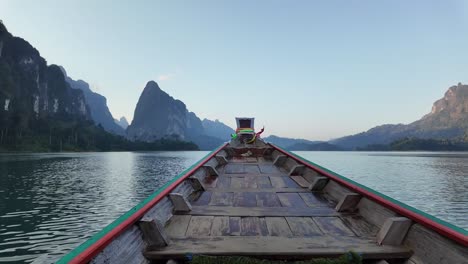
[0,151,467,263]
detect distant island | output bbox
[1,20,467,152]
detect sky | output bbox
[1,0,468,140]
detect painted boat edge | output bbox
[57,143,229,264]
[269,143,468,246]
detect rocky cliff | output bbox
[332,83,468,149]
[202,119,235,140]
[115,116,129,129]
[60,67,125,136]
[127,81,187,141]
[127,81,233,149]
[0,21,89,135]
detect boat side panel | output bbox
[90,225,148,264]
[404,224,468,264]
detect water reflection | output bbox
[0,152,207,263]
[0,151,466,263]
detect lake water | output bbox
[0,151,467,263]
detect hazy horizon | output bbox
[1,0,468,140]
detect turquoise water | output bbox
[0,151,467,263]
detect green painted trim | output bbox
[283,148,467,235]
[57,148,222,263]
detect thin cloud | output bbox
[157,73,176,81]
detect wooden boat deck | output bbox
[145,156,412,261]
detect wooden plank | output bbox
[335,193,361,212]
[258,164,280,174]
[244,175,257,188]
[273,155,287,166]
[377,217,412,245]
[302,168,320,183]
[186,216,214,237]
[207,187,309,193]
[269,176,287,188]
[233,192,257,207]
[404,223,468,264]
[288,165,305,176]
[230,177,244,188]
[290,176,310,188]
[244,164,260,174]
[266,217,293,237]
[357,198,398,228]
[229,217,241,236]
[314,217,355,236]
[256,176,272,188]
[192,191,212,206]
[165,215,191,237]
[169,193,192,213]
[210,216,230,236]
[139,218,170,247]
[282,176,300,188]
[185,206,340,217]
[209,192,233,206]
[308,176,329,191]
[216,177,231,188]
[202,175,218,188]
[144,236,413,260]
[323,181,352,203]
[340,215,379,237]
[203,165,219,177]
[225,164,245,174]
[256,192,282,207]
[299,193,330,207]
[240,217,269,236]
[277,193,308,208]
[286,217,322,236]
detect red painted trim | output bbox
[69,143,228,264]
[270,144,468,247]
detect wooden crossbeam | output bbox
[169,193,192,213]
[335,193,361,212]
[138,217,170,247]
[308,177,329,191]
[203,165,219,177]
[288,165,305,176]
[273,155,287,166]
[377,217,412,245]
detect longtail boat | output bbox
[59,118,467,264]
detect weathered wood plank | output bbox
[225,164,245,174]
[202,175,218,188]
[403,223,468,264]
[273,155,287,166]
[277,193,308,208]
[209,192,233,206]
[290,176,310,188]
[377,217,412,245]
[335,193,361,212]
[165,215,191,237]
[192,191,212,206]
[203,165,219,177]
[210,216,230,236]
[169,193,192,213]
[258,164,280,174]
[314,217,355,236]
[288,165,306,176]
[244,164,260,174]
[207,187,309,193]
[256,192,282,207]
[245,175,257,188]
[282,176,301,188]
[257,176,272,188]
[216,176,231,188]
[302,168,321,183]
[144,236,413,260]
[185,206,340,217]
[186,216,214,237]
[323,181,352,203]
[139,218,170,247]
[266,217,293,237]
[240,217,269,236]
[230,177,244,188]
[229,217,241,236]
[233,192,257,207]
[357,198,398,228]
[308,176,329,191]
[299,192,330,207]
[269,176,287,188]
[286,217,322,236]
[340,215,379,237]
